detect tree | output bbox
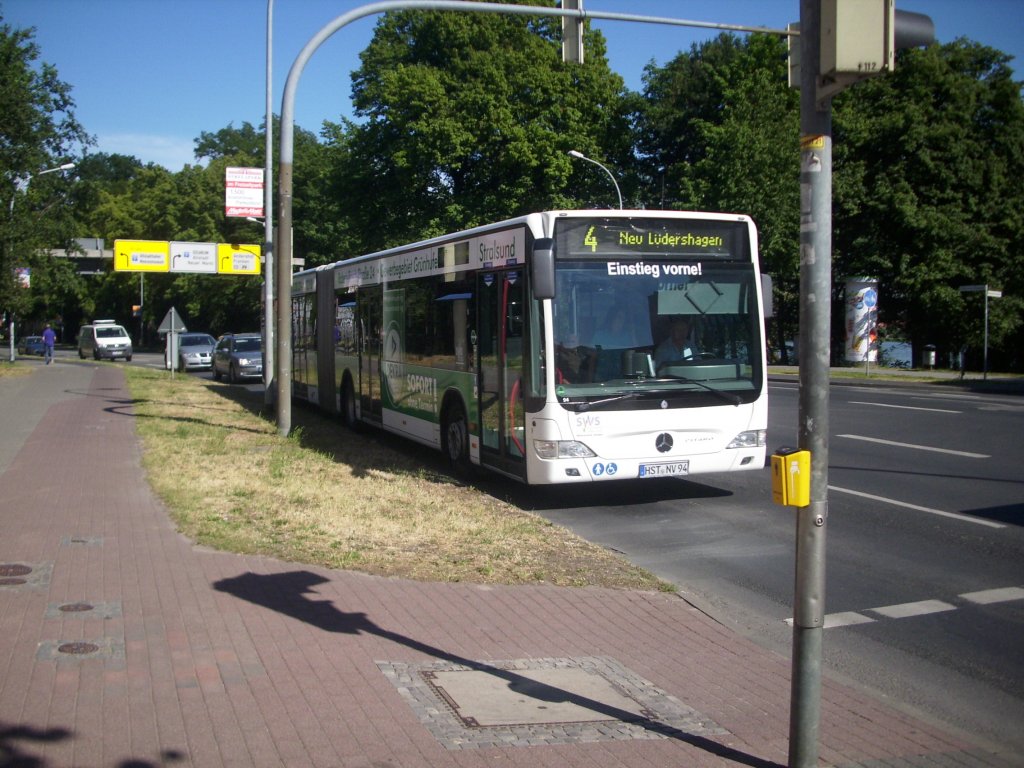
[832,40,1024,368]
[194,121,264,162]
[323,1,633,253]
[1,16,90,328]
[637,34,801,360]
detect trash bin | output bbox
[922,344,936,369]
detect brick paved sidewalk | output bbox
[0,363,1014,767]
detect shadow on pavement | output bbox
[213,569,783,768]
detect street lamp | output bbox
[567,150,623,209]
[6,162,76,362]
[9,162,76,214]
[958,284,1003,380]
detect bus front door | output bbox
[477,269,526,478]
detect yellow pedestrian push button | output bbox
[771,447,811,507]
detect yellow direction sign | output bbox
[217,243,262,275]
[114,239,170,272]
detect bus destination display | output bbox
[556,218,745,259]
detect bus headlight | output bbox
[727,429,766,449]
[533,440,597,459]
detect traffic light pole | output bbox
[791,1,831,765]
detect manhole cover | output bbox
[425,667,646,727]
[58,642,100,655]
[0,564,32,577]
[59,603,94,613]
[0,577,27,586]
[379,656,730,750]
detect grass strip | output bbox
[125,367,669,591]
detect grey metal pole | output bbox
[264,0,275,406]
[791,1,830,765]
[983,285,989,381]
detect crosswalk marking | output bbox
[869,599,956,619]
[960,586,1024,605]
[823,611,875,628]
[783,586,1023,628]
[783,612,875,628]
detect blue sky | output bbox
[4,0,1022,171]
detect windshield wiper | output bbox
[574,391,645,412]
[655,374,742,406]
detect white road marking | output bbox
[824,611,875,628]
[849,401,960,414]
[785,612,876,628]
[828,485,1005,529]
[785,587,1024,628]
[837,434,989,458]
[869,599,957,619]
[960,587,1024,605]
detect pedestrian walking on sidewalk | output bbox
[42,323,56,364]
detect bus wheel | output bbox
[341,378,358,430]
[443,404,471,476]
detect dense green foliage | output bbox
[1,18,89,332]
[3,6,1022,368]
[833,41,1024,368]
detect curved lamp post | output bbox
[567,150,622,209]
[9,163,76,214]
[7,162,76,362]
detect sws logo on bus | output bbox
[573,413,602,434]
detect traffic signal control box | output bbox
[771,448,811,508]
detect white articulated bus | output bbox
[291,209,771,484]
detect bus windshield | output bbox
[551,218,763,404]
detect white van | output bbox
[78,320,133,361]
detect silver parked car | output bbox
[212,333,263,383]
[166,333,216,371]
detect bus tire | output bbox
[442,403,472,477]
[340,377,359,431]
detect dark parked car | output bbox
[17,336,46,356]
[166,333,216,371]
[212,333,263,383]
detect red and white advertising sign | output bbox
[225,166,264,218]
